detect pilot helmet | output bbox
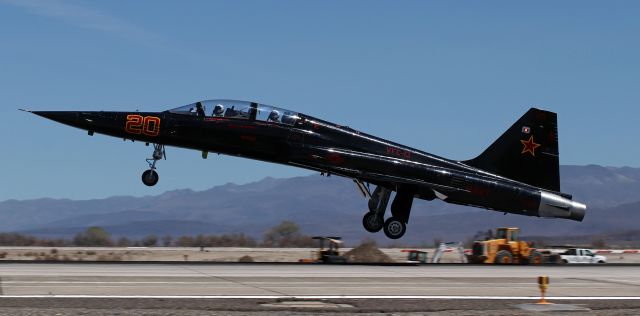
[268,110,280,121]
[213,104,225,116]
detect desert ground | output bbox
[0,247,638,263]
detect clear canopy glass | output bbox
[168,100,300,125]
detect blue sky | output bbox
[1,0,639,201]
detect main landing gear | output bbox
[142,143,165,186]
[362,186,389,233]
[362,186,414,239]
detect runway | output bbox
[0,263,639,297]
[0,263,640,315]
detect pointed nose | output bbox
[32,111,79,124]
[31,111,96,130]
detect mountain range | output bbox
[2,164,639,245]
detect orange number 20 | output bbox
[125,115,160,137]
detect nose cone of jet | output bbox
[30,111,92,130]
[32,110,77,123]
[26,110,126,137]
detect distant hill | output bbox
[561,165,640,208]
[2,165,640,244]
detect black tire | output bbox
[142,169,159,186]
[495,250,513,264]
[528,251,544,265]
[362,212,383,233]
[383,217,406,239]
[467,255,485,264]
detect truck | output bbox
[299,236,347,263]
[558,248,607,264]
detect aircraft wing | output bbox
[296,146,469,198]
[355,170,467,195]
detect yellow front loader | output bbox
[467,227,543,264]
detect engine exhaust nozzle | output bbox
[538,191,586,222]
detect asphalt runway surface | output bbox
[0,263,639,315]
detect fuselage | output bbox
[30,102,585,223]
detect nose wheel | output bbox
[142,169,159,186]
[142,144,165,186]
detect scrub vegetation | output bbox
[0,221,316,248]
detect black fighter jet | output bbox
[23,100,585,239]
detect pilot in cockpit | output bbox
[195,102,205,117]
[267,110,280,122]
[213,104,225,117]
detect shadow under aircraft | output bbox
[23,100,585,239]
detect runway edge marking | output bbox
[1,295,640,300]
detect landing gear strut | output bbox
[142,144,165,186]
[362,186,391,233]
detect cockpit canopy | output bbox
[168,100,301,125]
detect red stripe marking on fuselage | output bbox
[229,124,257,130]
[204,117,228,122]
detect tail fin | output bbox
[463,108,560,192]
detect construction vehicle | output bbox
[299,236,347,263]
[466,227,543,264]
[432,242,468,263]
[402,249,428,263]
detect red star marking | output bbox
[520,136,541,156]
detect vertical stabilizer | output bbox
[464,108,560,192]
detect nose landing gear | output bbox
[142,169,159,186]
[142,144,165,186]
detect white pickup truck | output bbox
[559,248,607,264]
